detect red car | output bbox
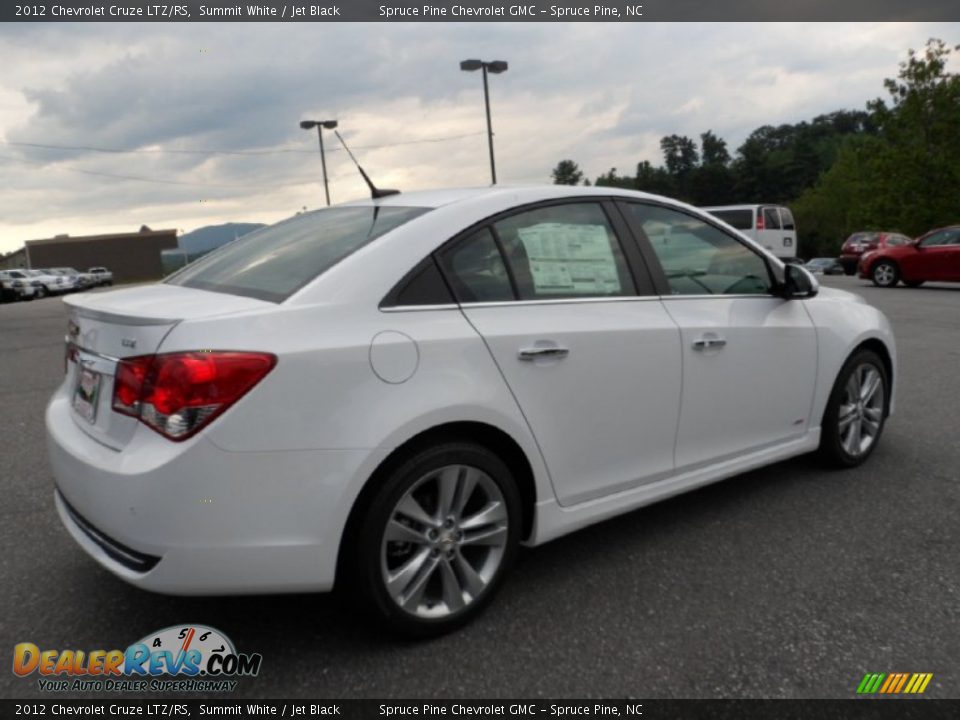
[840,231,912,275]
[859,225,960,287]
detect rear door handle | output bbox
[518,346,570,361]
[692,336,727,351]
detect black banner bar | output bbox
[3,700,960,720]
[5,0,960,22]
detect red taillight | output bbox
[755,212,765,231]
[112,351,276,441]
[64,341,79,373]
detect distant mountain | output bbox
[178,223,265,254]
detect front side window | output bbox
[167,206,429,302]
[492,203,635,300]
[625,204,773,296]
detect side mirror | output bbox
[781,263,819,299]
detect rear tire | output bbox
[352,442,521,637]
[871,260,899,288]
[818,349,889,468]
[35,286,47,299]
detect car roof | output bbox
[338,184,680,210]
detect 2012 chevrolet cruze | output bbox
[47,186,896,635]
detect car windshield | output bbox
[167,205,430,302]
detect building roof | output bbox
[26,228,177,247]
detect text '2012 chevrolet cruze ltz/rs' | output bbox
[47,186,895,636]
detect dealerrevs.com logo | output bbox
[13,625,262,693]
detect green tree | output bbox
[551,159,585,186]
[794,38,960,255]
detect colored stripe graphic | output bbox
[857,672,932,694]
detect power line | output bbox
[0,153,354,189]
[1,131,485,158]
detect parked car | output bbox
[48,186,895,636]
[839,231,912,275]
[25,269,69,297]
[51,267,94,290]
[87,267,114,287]
[702,204,798,260]
[805,258,845,276]
[859,225,960,287]
[0,269,38,302]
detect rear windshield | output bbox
[167,205,430,302]
[706,209,753,230]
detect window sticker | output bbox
[517,223,622,295]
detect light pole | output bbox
[460,59,508,184]
[299,119,338,205]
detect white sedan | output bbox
[47,186,895,635]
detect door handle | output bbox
[518,346,570,361]
[692,336,727,351]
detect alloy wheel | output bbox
[837,363,885,457]
[380,464,509,619]
[873,262,896,287]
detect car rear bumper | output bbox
[46,389,382,595]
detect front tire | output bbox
[819,349,889,468]
[355,442,521,637]
[35,286,47,299]
[871,260,899,287]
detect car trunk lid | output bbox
[63,285,273,449]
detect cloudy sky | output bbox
[1,21,957,254]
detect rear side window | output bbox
[707,209,753,230]
[762,207,782,230]
[438,228,514,303]
[492,203,635,300]
[167,206,429,302]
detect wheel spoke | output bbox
[860,369,881,404]
[436,466,461,520]
[438,557,466,612]
[838,404,858,431]
[384,519,429,545]
[399,554,440,611]
[862,414,881,435]
[452,468,479,522]
[395,494,439,529]
[845,372,861,404]
[864,405,883,422]
[386,547,433,603]
[452,551,487,598]
[844,418,862,455]
[460,501,507,530]
[462,524,508,546]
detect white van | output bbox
[702,204,798,260]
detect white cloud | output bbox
[1,21,957,253]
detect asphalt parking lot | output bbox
[1,275,957,700]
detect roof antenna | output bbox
[333,130,400,200]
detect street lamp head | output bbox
[486,60,508,74]
[300,119,338,130]
[460,59,483,72]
